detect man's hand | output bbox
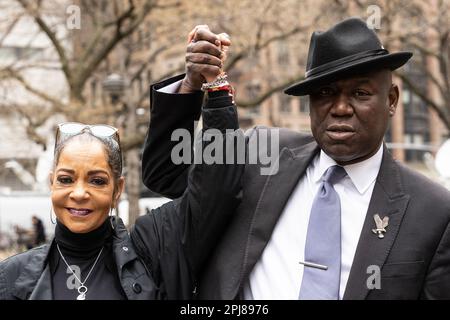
[179,25,231,94]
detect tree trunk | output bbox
[124,89,141,227]
[126,147,141,227]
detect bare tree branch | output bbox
[152,1,181,10]
[72,0,156,98]
[16,0,72,84]
[236,74,304,108]
[253,0,276,50]
[0,13,22,47]
[397,71,450,130]
[13,104,52,148]
[225,25,308,71]
[1,67,67,112]
[130,44,169,82]
[121,131,147,151]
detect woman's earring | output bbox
[49,207,56,224]
[109,207,116,230]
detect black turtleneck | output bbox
[50,218,126,300]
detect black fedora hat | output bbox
[284,17,412,96]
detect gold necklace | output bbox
[56,243,104,300]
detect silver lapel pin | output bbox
[372,214,389,239]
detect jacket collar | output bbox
[12,244,52,300]
[12,217,142,300]
[315,145,383,194]
[110,217,139,272]
[343,145,410,299]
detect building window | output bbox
[299,96,309,114]
[246,83,261,115]
[279,94,291,113]
[402,89,411,104]
[277,41,290,66]
[403,87,429,162]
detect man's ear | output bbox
[388,84,400,117]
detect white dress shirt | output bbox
[243,144,383,300]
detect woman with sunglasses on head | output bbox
[0,43,242,298]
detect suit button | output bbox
[132,283,142,294]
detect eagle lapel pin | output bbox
[372,214,389,239]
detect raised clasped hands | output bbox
[180,25,231,93]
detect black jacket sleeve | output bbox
[131,89,244,299]
[141,74,203,199]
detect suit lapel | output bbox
[241,141,320,283]
[343,146,410,299]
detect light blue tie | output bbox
[299,165,347,300]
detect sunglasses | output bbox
[55,122,122,172]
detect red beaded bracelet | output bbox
[207,84,235,102]
[208,84,233,92]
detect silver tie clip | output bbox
[299,261,328,270]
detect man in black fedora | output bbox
[141,17,450,299]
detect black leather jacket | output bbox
[0,89,243,300]
[0,218,157,300]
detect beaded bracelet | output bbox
[207,83,235,103]
[208,84,233,92]
[201,73,228,91]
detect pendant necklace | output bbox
[56,243,104,300]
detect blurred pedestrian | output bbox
[14,225,31,251]
[31,216,46,247]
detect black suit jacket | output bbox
[143,76,450,299]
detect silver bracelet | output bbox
[201,74,228,91]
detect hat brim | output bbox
[284,52,412,96]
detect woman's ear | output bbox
[49,172,54,187]
[114,177,125,206]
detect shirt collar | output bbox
[313,144,383,194]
